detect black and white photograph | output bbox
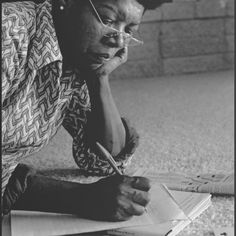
[1,0,234,235]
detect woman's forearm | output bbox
[87,76,126,156]
[12,172,152,221]
[13,174,91,215]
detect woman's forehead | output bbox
[94,0,143,10]
[94,0,144,22]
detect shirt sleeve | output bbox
[62,79,140,176]
[2,164,36,216]
[2,2,33,106]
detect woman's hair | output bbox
[2,0,45,2]
[2,0,172,10]
[137,0,172,10]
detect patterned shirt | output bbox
[2,0,139,198]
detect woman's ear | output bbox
[58,0,74,11]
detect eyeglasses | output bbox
[88,0,144,47]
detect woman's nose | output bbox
[102,34,126,48]
[115,33,126,48]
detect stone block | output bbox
[111,58,162,80]
[142,8,162,22]
[226,0,235,16]
[223,52,235,68]
[139,22,161,43]
[161,0,195,20]
[164,54,226,75]
[225,18,234,35]
[196,0,226,18]
[226,35,235,52]
[161,36,227,58]
[128,41,160,61]
[127,22,161,61]
[161,19,225,39]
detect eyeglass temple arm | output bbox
[131,37,143,44]
[88,0,106,26]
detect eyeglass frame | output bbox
[88,0,144,47]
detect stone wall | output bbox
[111,0,234,79]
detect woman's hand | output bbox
[82,47,128,84]
[82,175,151,221]
[94,47,128,78]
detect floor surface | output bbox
[23,70,234,236]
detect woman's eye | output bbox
[126,25,140,37]
[101,17,114,26]
[125,28,134,36]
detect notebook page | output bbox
[146,184,188,223]
[11,210,153,236]
[171,190,211,217]
[133,168,234,195]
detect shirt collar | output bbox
[28,0,63,71]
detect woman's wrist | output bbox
[86,75,111,100]
[87,73,109,87]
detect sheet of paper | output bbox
[171,190,211,217]
[11,210,153,236]
[134,168,234,195]
[146,184,188,223]
[2,214,11,236]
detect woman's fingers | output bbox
[131,189,151,206]
[119,184,151,206]
[113,178,151,219]
[110,47,128,66]
[123,176,151,191]
[132,176,152,191]
[116,46,128,63]
[117,195,146,218]
[97,47,128,76]
[112,207,132,221]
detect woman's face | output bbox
[64,0,144,70]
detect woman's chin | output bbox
[75,58,103,72]
[77,54,105,72]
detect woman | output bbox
[2,0,168,221]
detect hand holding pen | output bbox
[95,142,151,219]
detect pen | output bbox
[96,142,148,213]
[96,142,123,175]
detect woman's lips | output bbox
[96,53,110,59]
[87,53,111,64]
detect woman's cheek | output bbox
[79,23,103,51]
